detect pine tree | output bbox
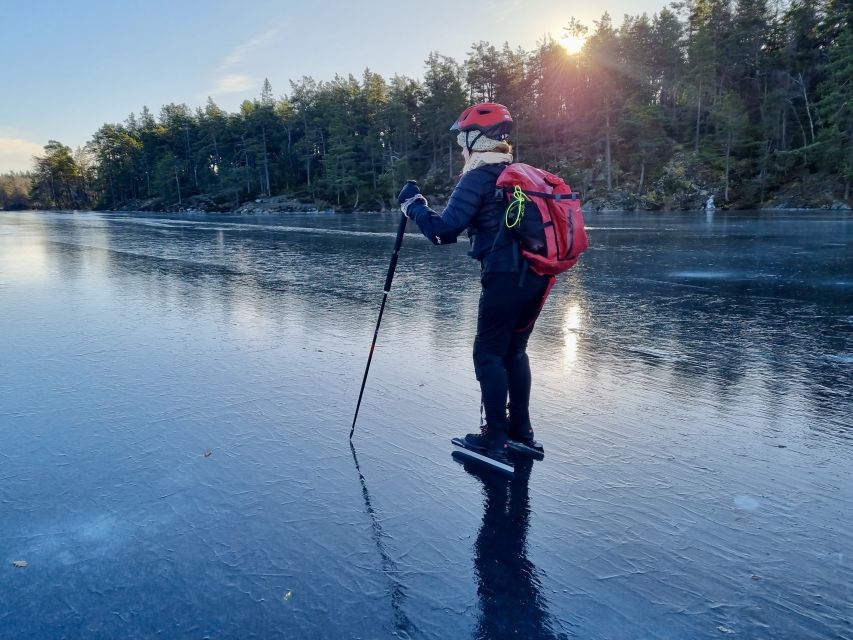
[421,53,467,179]
[815,26,853,199]
[31,141,88,209]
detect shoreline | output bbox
[4,205,851,215]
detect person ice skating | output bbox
[397,103,550,466]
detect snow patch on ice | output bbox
[79,514,120,541]
[734,495,760,511]
[825,354,853,364]
[16,514,128,566]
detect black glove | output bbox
[397,180,420,204]
[397,180,427,218]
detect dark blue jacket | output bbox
[408,163,520,273]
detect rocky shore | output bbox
[110,154,851,215]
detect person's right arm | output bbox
[406,173,484,245]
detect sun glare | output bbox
[560,35,585,54]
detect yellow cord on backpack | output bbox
[505,185,530,229]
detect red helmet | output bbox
[450,102,513,140]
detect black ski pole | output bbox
[350,210,409,439]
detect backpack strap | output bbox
[488,187,522,273]
[499,186,580,201]
[517,190,580,201]
[493,186,529,284]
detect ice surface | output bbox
[0,209,851,639]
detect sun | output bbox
[560,35,586,54]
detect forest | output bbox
[2,0,850,212]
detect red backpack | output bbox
[496,163,589,276]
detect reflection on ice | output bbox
[563,302,581,331]
[561,302,581,368]
[0,209,851,639]
[459,456,569,639]
[562,332,578,368]
[349,442,415,638]
[0,214,49,281]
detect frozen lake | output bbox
[1,209,851,639]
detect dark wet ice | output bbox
[0,210,850,639]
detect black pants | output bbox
[473,271,552,436]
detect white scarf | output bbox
[462,151,514,174]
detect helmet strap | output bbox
[466,130,485,152]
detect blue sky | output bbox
[1,0,666,172]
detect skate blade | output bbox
[506,440,545,461]
[451,439,514,475]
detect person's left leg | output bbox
[505,274,552,442]
[472,274,522,447]
[505,331,533,438]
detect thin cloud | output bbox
[494,0,525,20]
[213,74,256,95]
[0,137,44,172]
[209,26,282,96]
[221,28,279,69]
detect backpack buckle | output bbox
[494,187,505,202]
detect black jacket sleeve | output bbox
[408,172,484,245]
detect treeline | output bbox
[0,173,32,210]
[18,0,853,212]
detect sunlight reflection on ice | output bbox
[0,214,49,282]
[562,302,581,369]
